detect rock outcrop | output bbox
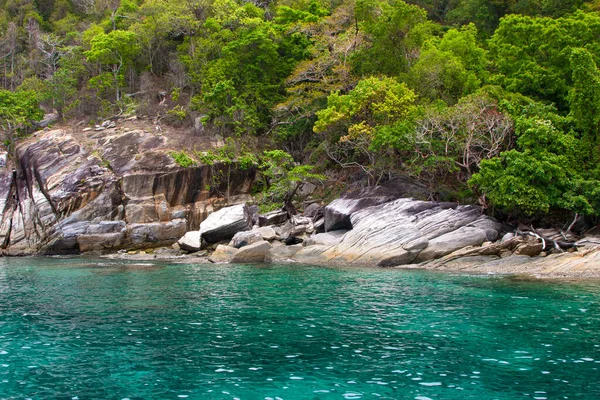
[323,180,427,232]
[0,127,255,255]
[296,198,501,267]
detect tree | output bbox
[352,0,435,76]
[259,149,325,215]
[314,76,417,184]
[407,91,512,195]
[568,48,600,139]
[488,11,600,110]
[0,89,43,154]
[469,101,600,217]
[84,29,140,103]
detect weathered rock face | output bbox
[0,128,255,255]
[296,198,502,267]
[323,185,422,232]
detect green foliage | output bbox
[84,29,140,102]
[568,48,600,137]
[314,76,417,183]
[314,76,417,134]
[0,0,599,220]
[259,149,325,205]
[170,151,197,168]
[353,0,436,76]
[488,11,600,110]
[0,89,44,135]
[470,102,600,216]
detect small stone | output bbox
[514,242,544,257]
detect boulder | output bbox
[230,240,272,263]
[127,219,188,247]
[303,203,322,218]
[209,245,239,263]
[514,241,544,257]
[200,204,252,243]
[178,231,202,252]
[255,226,278,241]
[304,230,348,247]
[229,231,264,249]
[258,210,288,227]
[280,216,314,240]
[313,218,325,234]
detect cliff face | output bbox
[0,128,255,255]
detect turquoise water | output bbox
[0,258,599,399]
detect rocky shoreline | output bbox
[3,128,600,279]
[107,191,600,279]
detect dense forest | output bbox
[1,0,600,224]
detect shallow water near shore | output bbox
[0,257,599,399]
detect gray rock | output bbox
[127,219,188,247]
[86,221,126,234]
[467,218,503,241]
[298,198,499,267]
[298,182,317,197]
[323,186,404,232]
[416,226,489,262]
[178,231,202,252]
[230,240,272,263]
[78,232,124,252]
[514,242,544,257]
[255,226,277,241]
[229,231,263,249]
[36,113,59,128]
[303,203,322,218]
[501,232,515,242]
[200,204,252,243]
[304,230,348,247]
[280,216,314,240]
[313,218,325,233]
[209,245,239,263]
[0,128,256,254]
[258,210,288,226]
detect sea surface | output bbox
[0,257,599,399]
